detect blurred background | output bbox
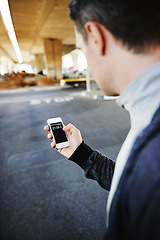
[0,0,89,90]
[0,1,130,240]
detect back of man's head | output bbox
[69,0,160,53]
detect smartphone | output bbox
[47,117,69,149]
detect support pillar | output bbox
[86,67,91,92]
[43,39,62,80]
[71,52,78,71]
[35,54,45,74]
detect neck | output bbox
[109,42,160,95]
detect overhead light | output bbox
[0,0,23,63]
[8,30,23,64]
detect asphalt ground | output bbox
[0,86,130,240]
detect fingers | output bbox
[47,132,53,140]
[44,125,50,132]
[44,124,56,149]
[51,141,56,149]
[44,125,53,140]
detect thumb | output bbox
[63,123,73,132]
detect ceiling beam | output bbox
[0,44,17,63]
[63,44,76,55]
[30,0,57,54]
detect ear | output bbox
[84,21,107,56]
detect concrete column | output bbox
[54,39,63,80]
[35,54,45,74]
[43,39,62,80]
[86,67,91,92]
[71,53,78,71]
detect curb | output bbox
[0,85,67,95]
[81,90,118,101]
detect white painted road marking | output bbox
[30,100,42,105]
[29,96,74,105]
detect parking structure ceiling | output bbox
[0,0,76,64]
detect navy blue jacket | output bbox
[69,106,160,240]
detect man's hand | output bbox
[44,123,83,158]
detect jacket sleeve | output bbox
[68,141,116,191]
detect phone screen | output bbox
[50,122,68,144]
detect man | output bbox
[44,0,160,239]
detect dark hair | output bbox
[69,0,160,53]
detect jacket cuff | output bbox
[68,141,93,167]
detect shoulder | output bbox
[125,107,160,188]
[130,107,160,179]
[117,113,160,237]
[126,104,160,175]
[121,108,160,214]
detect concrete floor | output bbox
[0,86,130,240]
